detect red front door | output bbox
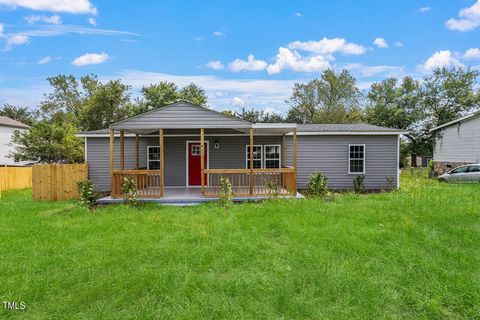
[188,142,208,186]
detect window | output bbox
[147,146,160,170]
[468,166,480,173]
[451,166,468,174]
[349,144,365,174]
[191,145,201,155]
[246,145,263,169]
[264,145,281,168]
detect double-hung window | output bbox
[264,145,281,168]
[246,145,263,169]
[348,144,365,174]
[147,146,160,170]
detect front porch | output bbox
[107,101,298,201]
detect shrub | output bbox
[306,172,328,197]
[76,179,99,209]
[353,175,365,194]
[121,177,138,206]
[218,176,233,208]
[266,179,280,198]
[386,176,394,189]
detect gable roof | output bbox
[110,101,253,134]
[429,111,480,132]
[0,116,30,129]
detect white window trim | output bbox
[263,144,281,169]
[348,144,366,175]
[147,146,161,170]
[245,145,263,169]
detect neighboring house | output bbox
[0,116,29,166]
[430,111,480,173]
[77,101,406,202]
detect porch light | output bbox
[214,140,220,149]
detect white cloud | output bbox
[228,54,267,72]
[394,41,404,47]
[231,97,245,106]
[4,34,29,50]
[71,52,109,66]
[294,12,302,17]
[287,37,367,55]
[266,47,331,74]
[88,17,96,26]
[213,30,225,37]
[420,50,463,72]
[373,37,388,48]
[464,48,480,60]
[446,0,480,31]
[36,56,52,64]
[419,6,432,13]
[25,14,61,24]
[206,60,224,70]
[0,23,4,36]
[264,106,275,114]
[0,0,97,14]
[194,36,205,41]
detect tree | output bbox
[39,74,133,131]
[79,80,132,131]
[365,76,426,166]
[286,69,363,124]
[178,83,208,107]
[0,104,37,126]
[421,67,480,128]
[235,107,284,123]
[137,81,208,114]
[11,120,84,163]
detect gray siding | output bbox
[86,135,281,192]
[111,102,251,131]
[433,115,480,163]
[285,135,399,190]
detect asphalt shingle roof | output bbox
[296,123,402,132]
[0,116,30,129]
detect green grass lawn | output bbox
[0,173,479,319]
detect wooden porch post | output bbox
[159,129,164,197]
[135,134,139,170]
[120,130,125,170]
[109,128,114,195]
[200,128,205,195]
[293,128,297,194]
[249,128,254,196]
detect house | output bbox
[77,101,406,202]
[0,116,30,166]
[430,111,480,173]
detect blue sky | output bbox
[0,0,480,114]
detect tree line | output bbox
[1,67,479,166]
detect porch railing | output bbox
[203,167,296,197]
[112,170,163,198]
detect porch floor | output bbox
[97,187,303,206]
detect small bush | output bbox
[306,172,328,197]
[353,175,365,194]
[76,179,99,209]
[266,179,280,198]
[386,176,394,189]
[218,176,233,209]
[121,177,138,206]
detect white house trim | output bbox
[348,144,366,175]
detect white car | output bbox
[438,164,480,183]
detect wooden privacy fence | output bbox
[0,166,32,192]
[32,163,88,201]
